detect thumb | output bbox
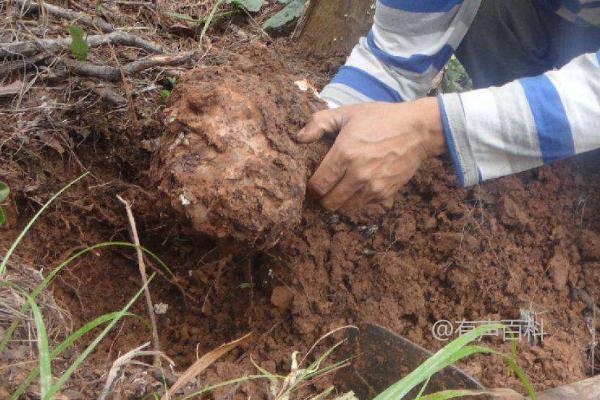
[296,108,345,143]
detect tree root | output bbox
[55,51,196,81]
[12,0,114,33]
[0,31,165,58]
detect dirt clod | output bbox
[498,195,531,229]
[578,229,600,260]
[548,250,570,291]
[270,286,294,309]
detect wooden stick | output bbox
[12,0,114,33]
[0,31,164,58]
[116,195,161,367]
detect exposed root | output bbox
[53,51,196,81]
[0,31,165,58]
[11,0,115,33]
[80,81,127,106]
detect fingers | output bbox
[338,180,389,212]
[308,146,346,198]
[296,108,345,143]
[320,174,364,211]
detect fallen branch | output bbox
[1,31,164,58]
[12,0,114,33]
[117,195,161,367]
[57,51,196,81]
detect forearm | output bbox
[320,0,481,107]
[439,51,600,186]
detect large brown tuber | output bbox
[152,45,329,245]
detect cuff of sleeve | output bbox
[437,93,480,187]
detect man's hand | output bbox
[296,97,446,212]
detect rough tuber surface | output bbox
[152,45,328,245]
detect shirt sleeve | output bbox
[439,50,600,187]
[320,0,482,108]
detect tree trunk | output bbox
[295,0,374,57]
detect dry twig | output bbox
[0,53,50,78]
[0,80,24,97]
[1,31,164,58]
[99,342,174,400]
[12,0,114,33]
[161,333,252,400]
[117,195,161,366]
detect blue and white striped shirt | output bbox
[320,0,600,186]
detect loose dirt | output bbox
[3,39,600,398]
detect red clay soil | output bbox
[3,43,600,398]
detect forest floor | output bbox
[2,1,600,399]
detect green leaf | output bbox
[68,25,90,61]
[164,11,204,23]
[374,324,503,400]
[167,76,178,87]
[262,0,304,30]
[159,89,172,98]
[0,207,5,226]
[227,0,262,12]
[0,282,52,398]
[0,181,9,202]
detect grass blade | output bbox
[162,332,252,400]
[27,294,52,397]
[0,173,89,276]
[179,374,273,400]
[199,0,224,43]
[10,311,138,399]
[1,241,170,354]
[0,282,53,397]
[415,389,491,400]
[504,354,536,400]
[43,275,154,400]
[374,324,503,400]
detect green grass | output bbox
[0,174,167,398]
[176,323,536,400]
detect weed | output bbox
[0,181,9,225]
[68,25,90,61]
[0,174,169,399]
[179,324,536,400]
